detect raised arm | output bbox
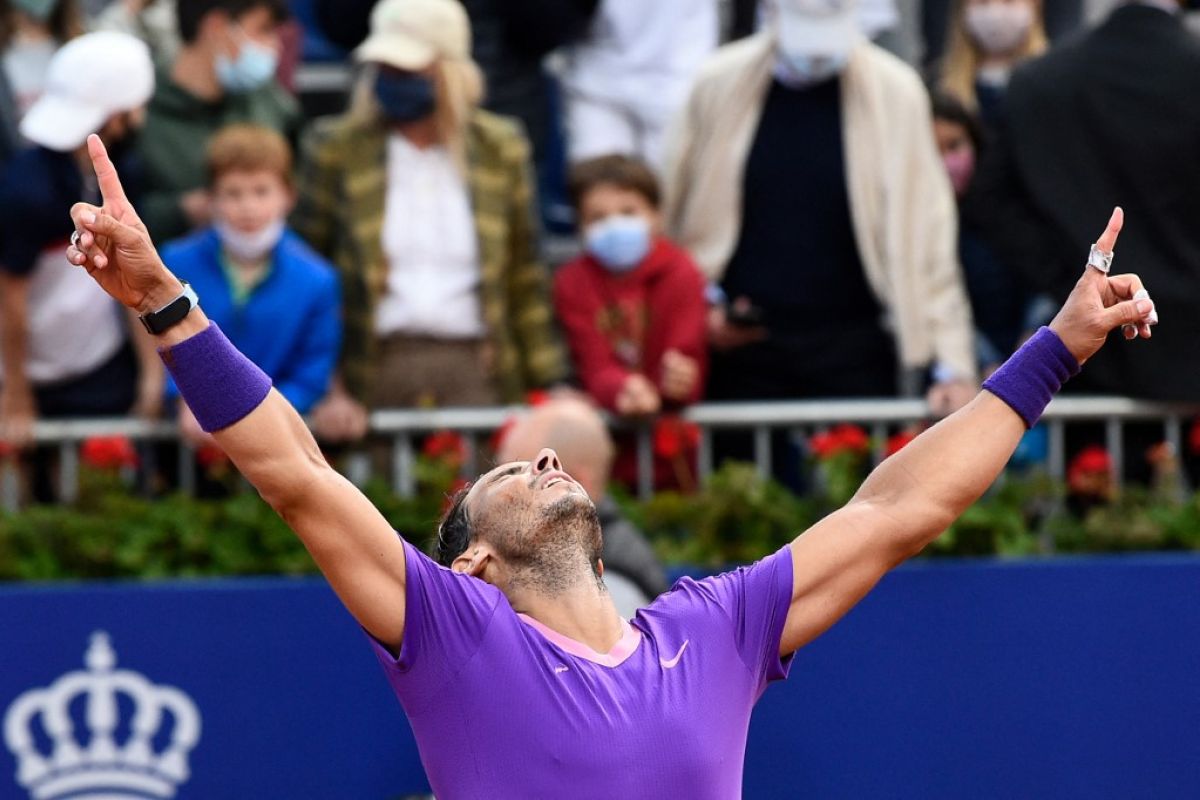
[67,135,409,651]
[778,209,1157,655]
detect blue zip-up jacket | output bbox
[161,227,342,414]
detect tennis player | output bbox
[67,135,1156,798]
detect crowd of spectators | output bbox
[2,0,1200,501]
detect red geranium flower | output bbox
[653,416,701,460]
[1067,445,1114,497]
[196,444,229,469]
[80,436,139,470]
[810,424,870,460]
[423,430,467,469]
[1189,418,1200,456]
[884,430,918,458]
[525,389,550,407]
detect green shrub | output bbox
[1,459,1198,582]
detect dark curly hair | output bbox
[433,483,474,567]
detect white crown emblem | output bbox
[4,632,202,800]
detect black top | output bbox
[717,77,894,396]
[0,147,92,275]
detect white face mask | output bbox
[775,51,849,87]
[964,2,1035,56]
[772,0,856,87]
[215,219,285,262]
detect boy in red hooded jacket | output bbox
[553,155,707,487]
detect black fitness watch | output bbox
[138,282,200,335]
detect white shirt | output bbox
[0,247,125,384]
[562,0,719,109]
[374,134,485,339]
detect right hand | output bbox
[312,384,370,443]
[660,349,699,402]
[67,134,183,314]
[1048,208,1158,365]
[708,298,768,352]
[615,373,661,417]
[0,383,36,449]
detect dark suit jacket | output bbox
[970,4,1200,400]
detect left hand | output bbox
[660,349,699,402]
[926,378,976,417]
[1048,207,1157,364]
[67,135,183,314]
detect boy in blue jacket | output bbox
[161,125,340,447]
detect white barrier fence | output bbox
[4,396,1197,512]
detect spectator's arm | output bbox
[661,78,705,246]
[552,268,632,411]
[503,127,568,390]
[125,307,165,418]
[647,253,709,405]
[0,271,35,446]
[291,123,342,259]
[272,272,342,415]
[906,91,976,383]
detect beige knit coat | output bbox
[664,32,976,382]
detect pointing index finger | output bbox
[87,133,128,205]
[1096,206,1123,253]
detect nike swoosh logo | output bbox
[660,640,689,669]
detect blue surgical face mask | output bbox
[585,215,652,273]
[215,28,278,94]
[374,71,437,124]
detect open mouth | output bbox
[537,470,574,490]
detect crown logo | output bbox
[4,632,202,800]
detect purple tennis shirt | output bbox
[367,540,795,798]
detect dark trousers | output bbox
[706,334,898,490]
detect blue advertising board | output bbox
[2,555,1198,798]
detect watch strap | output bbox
[139,283,200,335]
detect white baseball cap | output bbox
[771,0,861,57]
[20,32,154,153]
[355,0,471,70]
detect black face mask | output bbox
[373,71,437,123]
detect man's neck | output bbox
[392,118,441,150]
[509,579,624,654]
[171,46,222,102]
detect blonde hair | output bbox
[207,124,293,187]
[938,0,1048,112]
[350,58,485,172]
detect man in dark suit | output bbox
[971,0,1200,401]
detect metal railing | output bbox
[3,396,1197,511]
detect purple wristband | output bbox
[982,327,1080,429]
[159,323,272,433]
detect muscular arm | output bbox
[68,134,409,651]
[162,312,408,649]
[779,391,1023,654]
[778,210,1154,656]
